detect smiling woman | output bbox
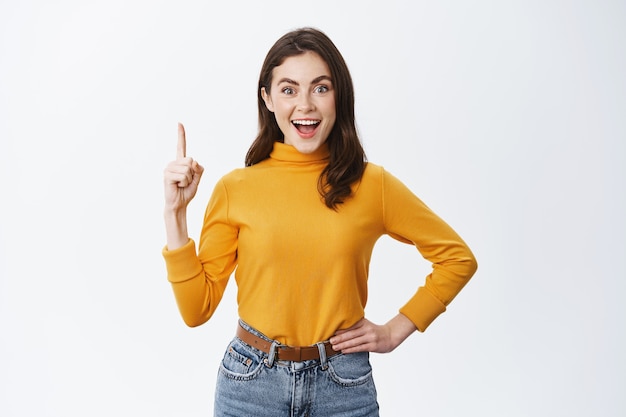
[260,52,336,155]
[248,28,366,210]
[161,27,477,417]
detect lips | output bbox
[292,119,320,135]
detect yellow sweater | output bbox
[163,142,477,346]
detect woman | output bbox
[163,27,477,417]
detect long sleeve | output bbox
[162,179,238,327]
[381,169,478,331]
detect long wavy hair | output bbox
[245,27,366,209]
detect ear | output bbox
[261,87,274,112]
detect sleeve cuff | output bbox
[399,286,447,332]
[162,239,203,283]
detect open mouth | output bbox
[292,119,320,134]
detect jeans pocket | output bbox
[219,339,264,381]
[326,352,373,387]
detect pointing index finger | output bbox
[177,122,186,159]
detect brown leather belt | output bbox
[236,324,339,362]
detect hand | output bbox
[163,123,204,212]
[329,315,417,354]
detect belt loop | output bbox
[317,342,328,370]
[265,341,279,368]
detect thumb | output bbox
[192,161,204,183]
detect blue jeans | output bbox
[214,321,379,417]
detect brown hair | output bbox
[245,27,366,209]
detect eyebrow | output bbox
[276,75,332,86]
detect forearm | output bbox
[385,313,418,348]
[162,238,223,327]
[164,208,189,250]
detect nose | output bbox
[297,93,315,112]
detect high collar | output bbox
[269,141,330,163]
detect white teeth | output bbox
[292,120,320,126]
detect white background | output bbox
[1,1,624,416]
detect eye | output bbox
[281,87,296,95]
[314,85,329,94]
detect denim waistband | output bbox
[237,319,337,368]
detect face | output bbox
[261,51,336,154]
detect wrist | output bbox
[164,208,189,250]
[387,314,417,348]
[164,206,187,219]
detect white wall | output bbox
[1,1,624,416]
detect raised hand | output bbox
[163,123,204,250]
[163,123,204,212]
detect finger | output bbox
[165,162,194,185]
[330,330,362,347]
[338,343,371,354]
[192,161,204,180]
[177,122,186,159]
[164,168,192,187]
[331,335,369,352]
[192,160,204,173]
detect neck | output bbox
[270,141,330,163]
